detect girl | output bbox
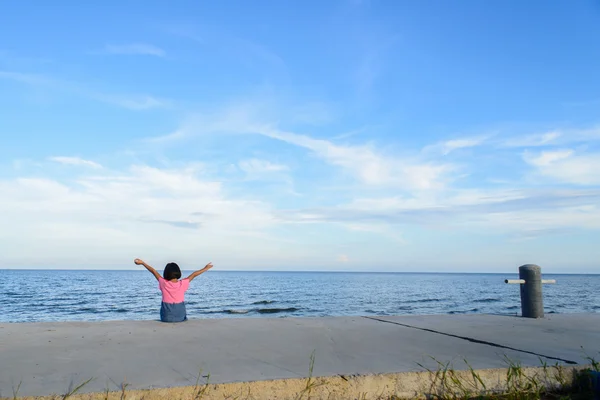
[134,258,213,322]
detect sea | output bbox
[1,270,598,323]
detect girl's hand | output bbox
[204,262,213,270]
[134,258,144,265]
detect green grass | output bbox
[414,350,600,400]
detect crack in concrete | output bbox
[363,316,578,365]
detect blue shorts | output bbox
[160,301,187,323]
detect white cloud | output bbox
[502,131,561,147]
[95,94,170,110]
[238,159,288,174]
[425,127,600,153]
[147,102,267,143]
[0,70,169,110]
[500,127,600,148]
[4,151,600,269]
[524,149,600,185]
[149,103,454,190]
[141,105,600,254]
[277,188,600,235]
[441,138,487,154]
[49,156,102,169]
[253,125,452,190]
[524,149,573,167]
[101,44,166,57]
[0,164,280,266]
[144,129,186,144]
[425,135,489,155]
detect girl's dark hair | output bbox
[163,262,182,280]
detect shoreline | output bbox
[0,309,596,325]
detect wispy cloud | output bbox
[524,149,600,185]
[49,156,102,169]
[524,149,573,167]
[276,188,600,234]
[143,102,600,247]
[501,131,561,148]
[99,43,166,57]
[149,103,454,190]
[0,70,170,110]
[4,142,600,268]
[0,163,278,266]
[93,94,170,110]
[424,135,490,155]
[142,219,201,229]
[254,126,454,190]
[442,138,487,154]
[165,24,287,78]
[422,127,600,155]
[0,70,52,85]
[144,129,187,144]
[238,159,288,174]
[498,127,600,148]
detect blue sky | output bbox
[1,1,599,272]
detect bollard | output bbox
[505,264,555,318]
[519,264,544,318]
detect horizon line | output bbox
[1,268,598,275]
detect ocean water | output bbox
[1,270,598,323]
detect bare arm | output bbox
[186,263,213,282]
[134,258,161,281]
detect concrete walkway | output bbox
[1,313,598,397]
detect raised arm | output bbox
[134,258,161,281]
[186,263,213,282]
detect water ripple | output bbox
[0,270,598,322]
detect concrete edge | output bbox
[7,365,590,400]
[4,365,592,400]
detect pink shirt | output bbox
[158,277,189,304]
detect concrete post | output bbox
[519,264,544,318]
